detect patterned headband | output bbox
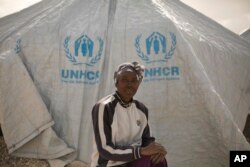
[114,62,145,84]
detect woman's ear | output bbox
[115,77,119,87]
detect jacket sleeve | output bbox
[92,102,141,162]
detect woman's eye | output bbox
[120,78,138,84]
[121,79,128,82]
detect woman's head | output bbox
[114,62,145,102]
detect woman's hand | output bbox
[141,142,167,158]
[150,153,166,164]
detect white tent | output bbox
[0,0,250,166]
[241,29,250,43]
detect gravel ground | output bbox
[1,133,249,167]
[0,136,49,167]
[0,136,88,167]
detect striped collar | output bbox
[114,91,133,108]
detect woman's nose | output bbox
[127,81,132,86]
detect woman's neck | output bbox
[115,91,132,107]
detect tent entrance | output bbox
[243,113,250,143]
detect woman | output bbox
[91,62,167,167]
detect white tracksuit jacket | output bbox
[91,92,155,167]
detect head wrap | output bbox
[114,61,145,84]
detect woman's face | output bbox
[116,71,140,102]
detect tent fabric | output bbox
[0,0,250,167]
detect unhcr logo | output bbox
[134,32,180,82]
[135,32,176,63]
[61,34,104,85]
[63,35,103,66]
[15,39,21,54]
